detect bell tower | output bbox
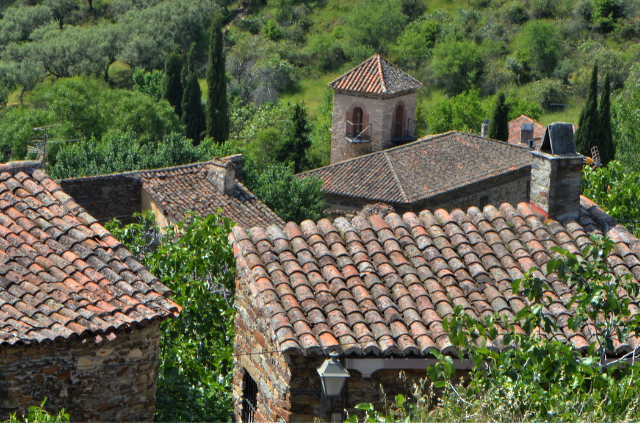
[328,54,423,164]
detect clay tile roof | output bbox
[138,158,284,228]
[298,131,532,205]
[508,115,546,149]
[328,54,423,96]
[0,161,180,347]
[231,196,640,357]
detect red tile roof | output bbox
[0,161,180,346]
[138,159,284,228]
[328,54,423,96]
[508,115,546,149]
[299,132,532,205]
[230,197,640,357]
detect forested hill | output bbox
[0,0,640,175]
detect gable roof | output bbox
[0,161,180,346]
[328,54,423,96]
[508,115,546,149]
[138,159,284,228]
[299,132,532,205]
[59,157,284,229]
[230,197,640,357]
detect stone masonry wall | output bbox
[0,322,161,422]
[331,92,417,164]
[530,151,583,219]
[233,275,293,422]
[324,166,531,216]
[59,174,143,225]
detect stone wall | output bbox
[0,322,161,422]
[324,166,531,216]
[530,151,583,219]
[330,92,417,164]
[233,274,293,422]
[58,173,143,224]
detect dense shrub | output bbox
[513,20,562,78]
[431,40,484,95]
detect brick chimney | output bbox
[206,160,236,195]
[520,123,534,145]
[530,123,583,219]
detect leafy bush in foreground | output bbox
[106,212,235,422]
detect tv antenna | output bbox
[30,125,79,173]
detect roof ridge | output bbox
[376,54,387,94]
[0,160,42,175]
[383,151,409,203]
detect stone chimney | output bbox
[481,119,489,138]
[206,160,236,195]
[520,123,534,145]
[530,123,583,219]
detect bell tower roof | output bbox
[328,54,423,96]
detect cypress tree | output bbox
[488,92,509,142]
[182,45,206,145]
[206,13,229,142]
[598,73,615,165]
[575,65,599,156]
[274,104,311,173]
[163,52,184,117]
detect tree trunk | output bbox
[88,0,93,11]
[20,89,25,106]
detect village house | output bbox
[229,124,639,422]
[301,56,535,216]
[507,115,546,150]
[59,155,283,228]
[0,160,180,421]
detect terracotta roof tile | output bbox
[299,132,532,205]
[232,196,640,357]
[328,54,423,96]
[0,161,180,346]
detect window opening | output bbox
[241,371,258,423]
[394,105,404,139]
[352,107,363,137]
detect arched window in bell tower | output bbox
[394,104,404,139]
[352,107,363,137]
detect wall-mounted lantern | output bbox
[317,352,350,421]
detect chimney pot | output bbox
[206,161,236,195]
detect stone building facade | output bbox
[330,91,417,164]
[0,160,180,421]
[328,55,423,164]
[1,323,161,421]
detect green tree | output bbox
[106,212,235,422]
[612,72,640,171]
[431,40,484,95]
[488,92,509,141]
[182,45,206,145]
[582,162,640,236]
[45,0,77,29]
[163,52,184,117]
[206,13,229,143]
[246,163,326,223]
[426,89,484,133]
[0,5,52,45]
[598,73,614,165]
[514,20,562,78]
[133,69,164,100]
[575,65,600,156]
[273,103,311,173]
[393,18,439,69]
